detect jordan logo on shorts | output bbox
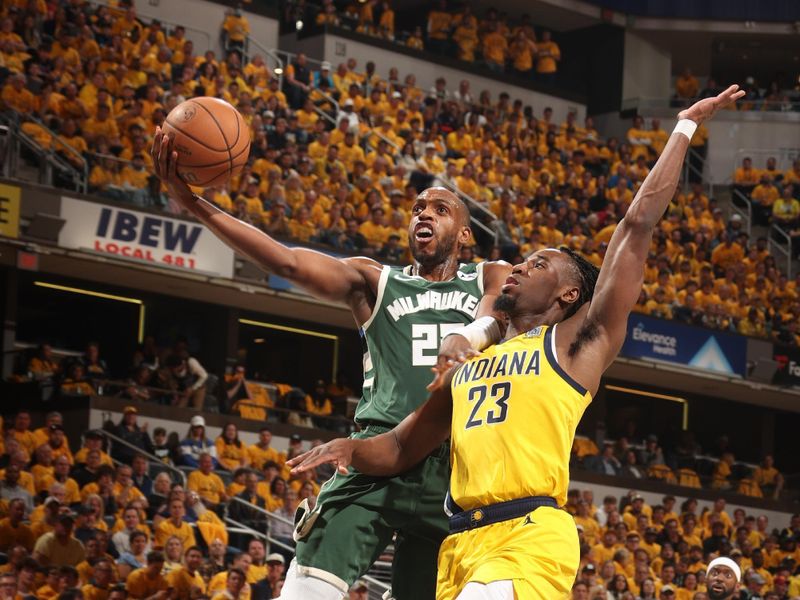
[523,514,535,526]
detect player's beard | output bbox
[410,229,458,268]
[493,293,516,313]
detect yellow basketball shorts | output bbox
[436,505,579,600]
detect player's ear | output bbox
[458,225,472,247]
[561,285,580,306]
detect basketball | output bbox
[162,97,251,187]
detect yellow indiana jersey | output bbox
[449,324,591,510]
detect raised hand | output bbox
[678,84,745,124]
[150,126,194,207]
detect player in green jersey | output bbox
[151,131,511,600]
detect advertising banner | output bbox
[621,314,747,377]
[59,197,234,278]
[773,345,800,386]
[0,183,21,239]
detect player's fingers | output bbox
[337,464,349,475]
[426,371,445,392]
[285,450,311,467]
[151,128,162,176]
[159,135,170,176]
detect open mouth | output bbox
[414,224,434,243]
[501,276,519,292]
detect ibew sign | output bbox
[59,197,234,278]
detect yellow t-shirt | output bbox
[154,519,196,550]
[536,41,561,74]
[126,568,168,599]
[187,471,226,505]
[165,567,206,598]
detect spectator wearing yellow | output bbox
[223,7,250,50]
[165,546,206,598]
[187,454,227,506]
[509,30,537,75]
[644,288,673,319]
[426,0,452,48]
[1,72,35,113]
[154,499,196,550]
[675,66,699,100]
[453,14,479,61]
[359,206,390,251]
[711,232,745,271]
[753,454,784,500]
[535,29,560,79]
[305,380,334,421]
[751,175,780,224]
[83,103,121,147]
[482,23,508,72]
[215,424,250,472]
[126,551,168,598]
[773,184,800,229]
[0,498,34,552]
[9,411,37,459]
[288,206,319,242]
[248,428,283,472]
[208,553,252,598]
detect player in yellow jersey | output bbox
[288,85,744,600]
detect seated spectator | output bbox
[116,530,150,581]
[228,471,267,538]
[81,557,114,599]
[80,342,109,383]
[46,424,74,465]
[32,512,86,567]
[1,449,35,496]
[74,430,113,468]
[248,427,283,471]
[211,567,247,600]
[675,67,699,101]
[165,546,206,597]
[178,416,219,468]
[187,453,227,508]
[772,185,799,230]
[0,465,34,515]
[154,499,196,550]
[0,498,35,552]
[125,551,168,599]
[33,412,68,449]
[208,553,252,599]
[60,364,96,396]
[130,455,153,498]
[9,410,37,459]
[164,353,209,410]
[152,428,174,466]
[112,407,154,463]
[753,454,784,500]
[591,444,621,476]
[38,455,81,505]
[215,423,249,472]
[112,505,151,557]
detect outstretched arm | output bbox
[151,129,379,308]
[288,374,454,476]
[584,86,745,366]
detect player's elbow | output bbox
[620,206,654,234]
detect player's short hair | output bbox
[558,247,600,319]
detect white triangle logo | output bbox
[688,336,734,374]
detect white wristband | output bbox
[444,316,502,351]
[673,119,697,140]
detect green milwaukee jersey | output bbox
[355,262,485,426]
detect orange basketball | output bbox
[162,97,251,187]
